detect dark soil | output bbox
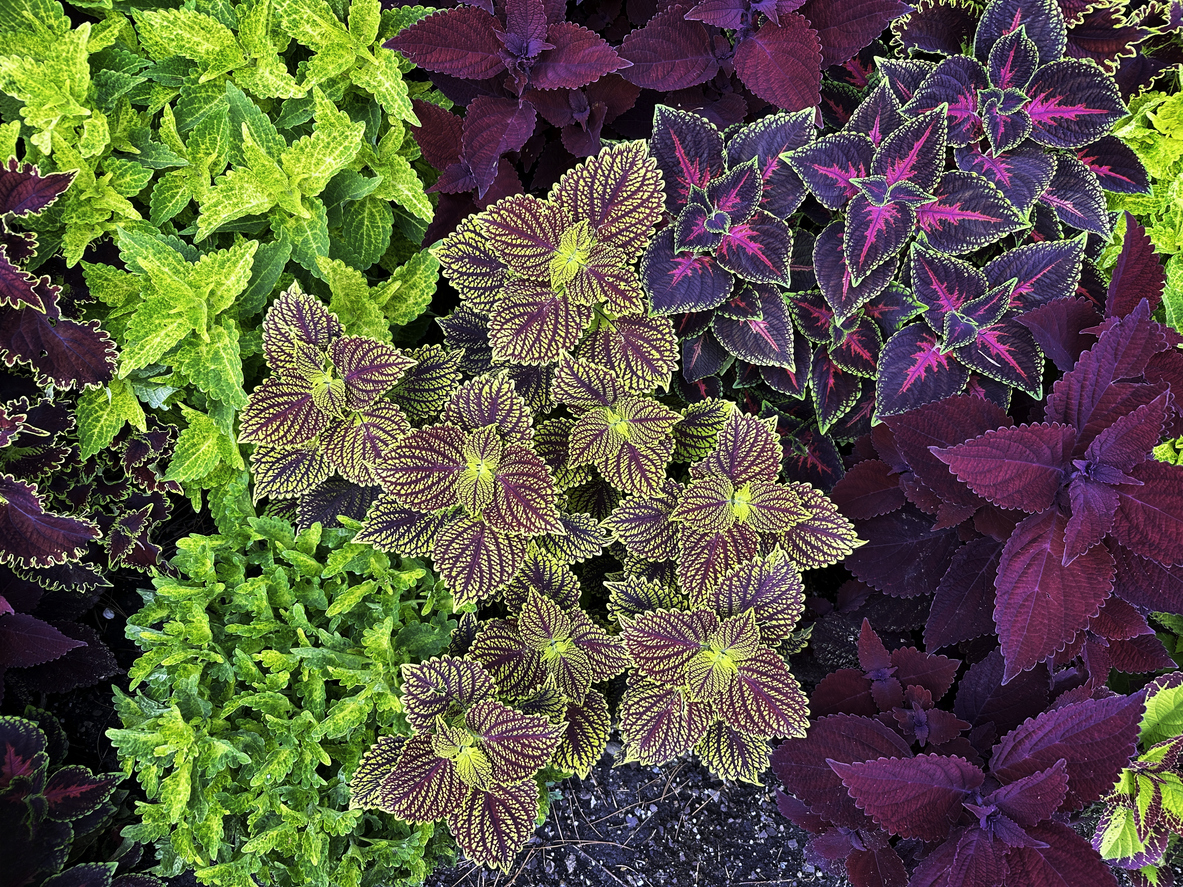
[424,738,847,887]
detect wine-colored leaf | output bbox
[1107,212,1164,318]
[1005,822,1119,887]
[464,97,537,198]
[799,0,911,68]
[933,423,1073,513]
[733,15,822,113]
[1112,461,1183,566]
[925,536,1004,651]
[530,22,627,90]
[386,7,505,79]
[617,11,719,93]
[0,475,99,569]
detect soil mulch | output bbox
[424,738,844,887]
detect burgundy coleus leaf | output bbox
[995,507,1116,681]
[1025,59,1126,149]
[703,551,805,643]
[786,132,875,211]
[954,141,1056,214]
[926,535,1005,651]
[1018,296,1102,373]
[529,23,628,90]
[875,324,970,417]
[830,754,984,842]
[990,690,1143,810]
[617,9,719,94]
[733,15,823,114]
[1039,153,1111,236]
[0,612,86,668]
[1106,212,1165,317]
[0,475,100,570]
[1111,460,1183,567]
[726,109,814,218]
[0,160,74,217]
[463,97,538,198]
[891,0,979,57]
[830,459,906,521]
[846,507,962,598]
[1006,822,1120,887]
[974,0,1069,66]
[933,422,1074,514]
[915,170,1027,254]
[771,713,914,830]
[798,0,912,69]
[411,99,463,171]
[385,7,506,80]
[1075,135,1149,194]
[0,252,50,312]
[0,304,117,391]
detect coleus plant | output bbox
[641,105,806,381]
[772,620,1154,887]
[831,222,1183,686]
[435,140,674,387]
[1095,673,1183,887]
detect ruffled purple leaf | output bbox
[891,0,979,57]
[0,160,73,217]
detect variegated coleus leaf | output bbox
[623,607,719,686]
[468,618,548,699]
[618,674,714,766]
[464,696,564,783]
[437,215,510,312]
[352,498,450,557]
[445,780,540,874]
[605,479,684,562]
[532,417,593,491]
[327,336,416,409]
[390,345,464,425]
[671,475,809,535]
[606,574,690,621]
[442,374,534,445]
[552,689,612,777]
[567,396,680,497]
[685,610,763,701]
[399,656,498,732]
[694,550,806,645]
[575,312,679,392]
[691,410,782,486]
[431,515,532,607]
[261,282,343,378]
[502,551,582,611]
[551,357,629,410]
[676,522,761,593]
[673,398,733,463]
[321,402,413,487]
[695,720,770,784]
[249,446,330,501]
[375,424,467,512]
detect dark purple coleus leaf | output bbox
[954,142,1056,214]
[651,106,726,214]
[617,8,720,93]
[0,612,85,668]
[732,15,822,113]
[0,159,74,218]
[915,170,1027,255]
[1075,135,1150,194]
[876,324,971,417]
[1025,59,1126,149]
[1039,153,1111,236]
[725,108,814,218]
[1105,212,1164,318]
[798,0,912,69]
[974,0,1069,67]
[786,132,875,211]
[812,221,898,323]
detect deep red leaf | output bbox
[733,16,822,113]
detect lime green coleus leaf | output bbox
[0,22,92,155]
[167,406,244,483]
[318,251,437,340]
[117,228,258,377]
[76,378,148,459]
[134,8,246,83]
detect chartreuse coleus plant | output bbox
[108,489,458,887]
[0,0,434,266]
[1094,673,1183,887]
[1,713,165,887]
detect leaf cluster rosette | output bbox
[109,506,458,887]
[891,0,1183,102]
[0,712,161,887]
[1094,673,1183,886]
[772,619,1154,887]
[392,0,907,237]
[829,222,1183,687]
[241,282,424,526]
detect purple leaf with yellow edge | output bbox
[606,576,687,620]
[981,87,1034,155]
[891,0,979,57]
[953,142,1055,214]
[566,247,646,316]
[623,608,718,685]
[399,655,496,732]
[249,446,330,500]
[1025,60,1126,149]
[955,316,1044,396]
[829,315,882,377]
[915,170,1026,254]
[845,82,905,147]
[437,216,509,313]
[321,403,411,487]
[682,331,732,382]
[911,245,989,329]
[974,0,1068,66]
[553,690,611,777]
[995,507,1115,681]
[932,422,1074,513]
[719,647,809,738]
[715,211,792,286]
[446,780,539,872]
[442,374,533,444]
[468,619,547,699]
[701,551,805,643]
[983,236,1086,311]
[786,132,875,210]
[576,314,678,391]
[534,511,606,564]
[0,309,117,391]
[744,479,811,534]
[433,516,530,606]
[239,378,328,447]
[696,720,769,783]
[811,348,862,433]
[0,160,73,218]
[1075,135,1149,195]
[483,443,562,536]
[619,677,713,765]
[844,196,915,285]
[503,552,582,611]
[726,109,813,218]
[732,15,822,113]
[1039,154,1110,236]
[328,337,415,409]
[830,754,984,842]
[353,497,449,557]
[0,255,49,312]
[876,323,970,418]
[673,399,733,464]
[672,474,737,534]
[466,696,563,781]
[617,10,720,95]
[693,411,782,485]
[552,141,664,261]
[373,734,467,822]
[488,282,590,366]
[649,106,725,214]
[642,229,734,316]
[374,424,466,512]
[989,27,1041,90]
[873,107,949,192]
[787,288,834,344]
[677,523,761,591]
[674,189,726,254]
[262,285,342,362]
[707,158,763,224]
[606,480,683,562]
[814,224,897,324]
[712,285,796,369]
[480,194,567,280]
